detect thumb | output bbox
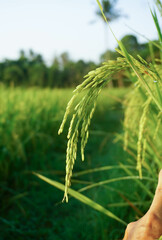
[157,169,162,188]
[149,169,162,218]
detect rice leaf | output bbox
[78,176,155,193]
[150,9,162,45]
[73,165,136,177]
[33,172,127,226]
[150,8,162,60]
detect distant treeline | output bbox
[0,35,160,88]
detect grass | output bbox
[0,86,149,240]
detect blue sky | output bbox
[0,0,161,63]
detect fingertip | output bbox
[158,169,162,186]
[123,230,128,240]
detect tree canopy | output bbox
[96,0,121,22]
[0,35,159,88]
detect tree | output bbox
[119,35,160,61]
[120,35,139,57]
[100,49,119,62]
[27,51,47,87]
[3,64,24,86]
[49,57,61,87]
[96,0,120,22]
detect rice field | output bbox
[0,86,149,240]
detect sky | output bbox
[0,0,161,64]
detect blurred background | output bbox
[0,0,161,239]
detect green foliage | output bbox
[0,50,97,88]
[0,40,160,88]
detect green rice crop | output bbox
[1,86,131,239]
[0,86,126,182]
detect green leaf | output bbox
[33,172,127,226]
[150,8,162,60]
[73,165,136,177]
[151,9,162,45]
[78,176,155,194]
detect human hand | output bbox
[123,169,162,240]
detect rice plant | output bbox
[58,0,162,202]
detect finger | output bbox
[149,169,162,217]
[123,229,128,240]
[123,222,134,240]
[157,169,162,188]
